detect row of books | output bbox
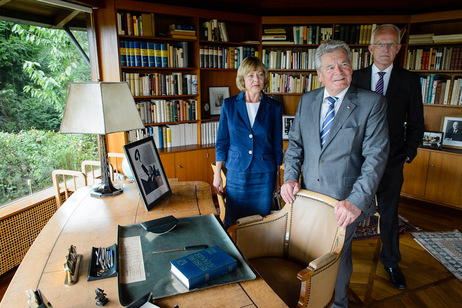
[117,11,155,36]
[128,123,198,149]
[261,48,372,71]
[421,75,462,105]
[405,47,462,71]
[335,24,376,45]
[201,121,219,145]
[120,40,189,68]
[409,33,462,44]
[262,26,332,45]
[200,19,229,42]
[123,72,198,97]
[199,45,257,69]
[267,73,322,94]
[167,24,197,40]
[137,99,198,124]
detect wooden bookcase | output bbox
[93,1,462,207]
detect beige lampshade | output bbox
[60,82,144,134]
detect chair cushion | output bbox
[250,257,305,308]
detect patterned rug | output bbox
[353,215,419,240]
[412,229,462,282]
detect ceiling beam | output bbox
[55,9,80,28]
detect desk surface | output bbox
[1,181,287,307]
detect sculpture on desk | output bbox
[95,288,109,306]
[63,245,81,285]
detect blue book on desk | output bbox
[170,245,237,289]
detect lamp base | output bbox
[90,183,123,198]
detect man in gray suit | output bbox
[281,40,389,308]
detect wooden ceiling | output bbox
[0,0,461,30]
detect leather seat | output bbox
[228,189,345,308]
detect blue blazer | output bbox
[215,91,283,173]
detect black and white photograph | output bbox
[421,131,443,150]
[442,116,462,149]
[209,87,230,115]
[282,115,295,140]
[123,136,171,211]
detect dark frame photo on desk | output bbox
[123,136,171,211]
[421,131,444,150]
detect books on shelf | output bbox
[135,99,198,124]
[117,11,155,37]
[201,121,219,145]
[123,72,198,96]
[420,75,462,106]
[169,24,195,31]
[406,47,462,71]
[408,33,434,44]
[200,19,229,42]
[432,33,462,43]
[267,72,322,94]
[170,246,238,289]
[200,45,257,69]
[334,24,376,44]
[127,123,198,148]
[121,40,190,68]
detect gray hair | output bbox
[370,24,401,44]
[314,40,352,71]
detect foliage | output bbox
[0,21,91,132]
[0,130,98,205]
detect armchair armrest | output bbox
[235,215,263,225]
[297,252,341,308]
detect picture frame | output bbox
[209,87,230,115]
[282,115,295,140]
[441,116,462,149]
[123,136,171,211]
[421,131,443,150]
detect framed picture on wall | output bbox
[209,87,230,115]
[123,136,171,211]
[282,115,295,140]
[441,116,462,149]
[421,131,444,150]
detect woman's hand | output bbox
[213,172,223,195]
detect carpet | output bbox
[353,215,419,240]
[412,229,462,282]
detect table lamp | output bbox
[60,82,144,197]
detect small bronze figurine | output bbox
[95,288,108,306]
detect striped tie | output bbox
[321,96,337,148]
[375,72,386,95]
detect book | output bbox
[170,246,238,289]
[169,24,196,31]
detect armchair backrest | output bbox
[288,190,344,266]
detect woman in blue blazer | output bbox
[214,57,283,227]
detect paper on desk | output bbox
[119,236,146,284]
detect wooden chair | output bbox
[228,189,345,308]
[81,160,114,185]
[211,162,227,222]
[52,170,87,208]
[108,152,125,180]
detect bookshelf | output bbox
[93,2,462,207]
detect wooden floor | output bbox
[348,197,462,308]
[1,197,461,307]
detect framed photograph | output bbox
[282,115,295,140]
[442,116,462,149]
[123,136,171,211]
[421,131,443,150]
[209,87,230,115]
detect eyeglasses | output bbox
[373,42,398,49]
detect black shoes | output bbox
[384,266,406,290]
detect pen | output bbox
[152,245,208,254]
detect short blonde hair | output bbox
[235,56,269,92]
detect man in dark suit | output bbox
[281,40,389,308]
[352,24,424,290]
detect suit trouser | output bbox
[376,162,405,268]
[332,212,367,308]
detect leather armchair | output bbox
[228,189,345,308]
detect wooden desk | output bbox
[1,181,287,307]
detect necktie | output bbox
[321,96,337,148]
[375,72,386,95]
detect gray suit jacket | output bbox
[284,85,389,216]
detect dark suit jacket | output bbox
[352,66,424,166]
[284,85,389,216]
[215,91,283,172]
